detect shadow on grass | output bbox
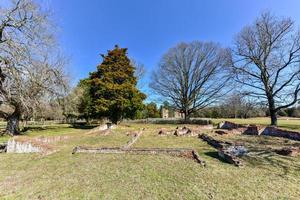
[71,123,97,130]
[21,126,48,132]
[204,151,230,165]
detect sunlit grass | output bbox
[0,119,299,199]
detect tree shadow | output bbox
[21,126,48,132]
[244,150,300,176]
[204,151,230,164]
[70,123,97,130]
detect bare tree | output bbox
[231,12,300,125]
[0,0,67,135]
[150,41,231,120]
[131,59,146,89]
[221,93,257,118]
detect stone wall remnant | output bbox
[122,130,143,149]
[199,134,244,166]
[7,139,43,153]
[261,127,300,141]
[72,146,206,166]
[217,121,246,129]
[218,148,243,167]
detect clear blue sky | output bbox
[49,0,300,100]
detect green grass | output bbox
[0,118,300,199]
[211,117,300,130]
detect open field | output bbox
[212,117,300,130]
[0,118,300,199]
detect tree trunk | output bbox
[6,110,21,136]
[268,97,277,126]
[270,109,277,126]
[183,109,190,122]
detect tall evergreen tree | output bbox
[87,45,146,124]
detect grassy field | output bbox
[0,118,299,199]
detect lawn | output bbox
[0,118,299,199]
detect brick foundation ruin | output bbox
[74,129,206,166]
[72,146,206,166]
[4,135,71,154]
[122,130,143,149]
[217,121,300,141]
[159,125,212,137]
[199,134,245,166]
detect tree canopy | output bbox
[83,45,146,124]
[231,12,300,125]
[0,0,67,135]
[150,41,232,120]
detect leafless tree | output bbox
[150,41,232,120]
[221,93,257,118]
[231,12,300,125]
[131,59,146,89]
[0,0,67,135]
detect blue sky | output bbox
[48,0,300,99]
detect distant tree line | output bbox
[1,0,300,136]
[151,12,300,126]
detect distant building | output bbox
[161,108,169,118]
[160,108,183,119]
[174,111,184,119]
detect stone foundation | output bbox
[199,134,244,166]
[217,121,300,141]
[217,121,246,129]
[7,139,44,153]
[199,134,233,149]
[218,148,243,167]
[261,127,300,141]
[122,130,143,149]
[174,127,194,136]
[72,146,206,166]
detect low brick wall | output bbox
[128,118,212,125]
[72,146,206,166]
[261,127,300,141]
[217,121,246,129]
[217,121,300,141]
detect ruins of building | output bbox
[160,108,183,119]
